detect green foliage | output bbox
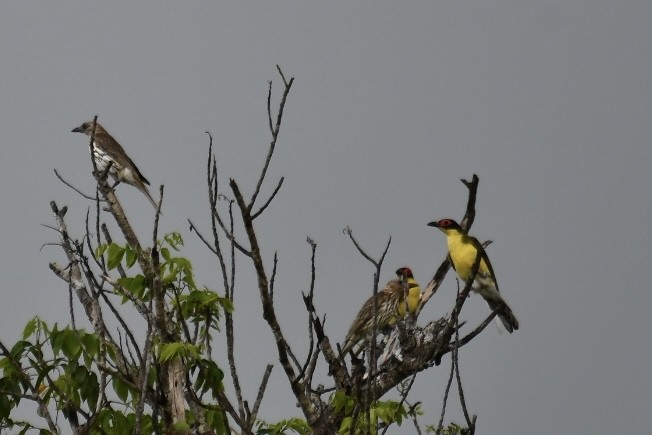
[2,233,234,433]
[191,358,224,399]
[332,390,355,415]
[426,422,464,434]
[94,408,155,433]
[158,342,200,363]
[255,417,311,435]
[190,407,226,434]
[117,274,148,300]
[331,391,410,434]
[96,234,232,351]
[0,318,104,433]
[95,242,138,270]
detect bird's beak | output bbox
[427,221,440,228]
[71,126,83,133]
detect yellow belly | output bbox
[447,235,489,282]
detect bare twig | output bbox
[133,300,154,435]
[54,168,100,201]
[251,176,284,220]
[437,352,456,434]
[447,310,497,352]
[197,132,247,422]
[249,364,273,426]
[231,179,310,412]
[270,252,278,304]
[298,237,319,383]
[248,66,294,211]
[453,303,473,428]
[343,226,392,433]
[185,386,251,435]
[188,221,219,256]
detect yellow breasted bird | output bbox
[341,267,419,355]
[72,121,158,209]
[398,267,422,318]
[428,218,519,333]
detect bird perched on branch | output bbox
[399,267,422,318]
[428,218,519,333]
[72,121,158,209]
[341,267,421,355]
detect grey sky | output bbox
[2,1,651,433]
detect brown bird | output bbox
[341,267,413,355]
[72,121,157,209]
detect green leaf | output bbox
[62,331,81,359]
[182,271,196,289]
[158,343,180,362]
[160,247,171,262]
[159,343,200,363]
[0,377,21,418]
[219,295,234,314]
[124,246,138,268]
[79,370,99,410]
[112,378,129,402]
[22,318,38,339]
[162,232,184,250]
[81,333,100,359]
[118,275,148,299]
[9,340,30,359]
[173,421,190,431]
[193,359,224,397]
[107,243,125,270]
[51,329,64,357]
[332,391,354,414]
[204,409,226,433]
[338,416,352,434]
[95,243,109,259]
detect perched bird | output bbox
[72,121,158,209]
[428,218,519,333]
[341,267,418,355]
[398,267,422,318]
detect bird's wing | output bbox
[469,235,500,292]
[97,132,151,185]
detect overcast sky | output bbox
[2,1,651,434]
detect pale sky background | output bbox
[2,1,651,434]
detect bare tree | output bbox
[0,67,503,435]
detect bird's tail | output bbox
[478,287,519,333]
[137,182,160,212]
[488,299,519,333]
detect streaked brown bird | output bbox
[72,121,157,209]
[341,267,413,355]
